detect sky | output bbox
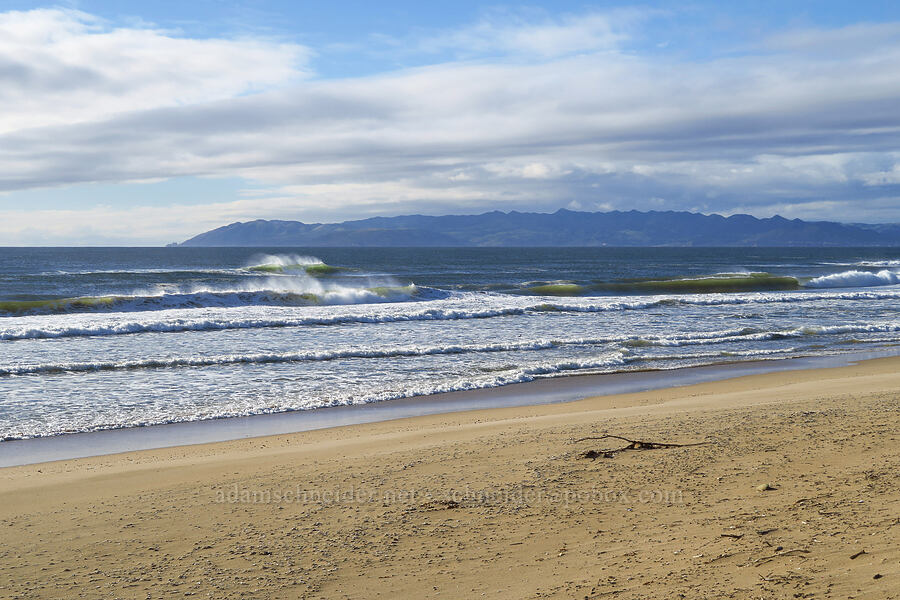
[2,1,900,245]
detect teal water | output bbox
[1,247,899,440]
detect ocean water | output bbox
[1,246,899,441]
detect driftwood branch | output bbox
[752,548,810,566]
[575,434,713,459]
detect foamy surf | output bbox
[1,351,629,439]
[0,343,859,441]
[5,322,898,378]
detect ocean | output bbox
[2,246,899,441]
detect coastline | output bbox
[3,346,899,467]
[2,355,898,598]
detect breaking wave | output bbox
[244,254,348,276]
[806,269,900,288]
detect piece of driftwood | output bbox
[575,434,713,458]
[706,552,736,563]
[753,548,810,566]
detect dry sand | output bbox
[1,357,899,599]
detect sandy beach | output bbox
[2,357,899,599]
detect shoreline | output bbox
[2,353,898,598]
[3,346,900,467]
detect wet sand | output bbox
[1,356,898,598]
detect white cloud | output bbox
[765,22,900,55]
[351,8,647,62]
[415,10,635,58]
[860,156,900,186]
[0,8,310,133]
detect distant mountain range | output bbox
[174,209,900,247]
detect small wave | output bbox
[302,352,631,409]
[0,296,120,315]
[635,347,800,362]
[619,322,900,348]
[519,354,628,376]
[33,268,241,277]
[806,269,900,288]
[526,283,587,296]
[605,273,801,294]
[621,327,761,348]
[854,260,900,267]
[521,273,801,296]
[540,289,900,313]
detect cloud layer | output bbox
[2,7,900,243]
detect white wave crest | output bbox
[806,269,900,288]
[246,253,324,268]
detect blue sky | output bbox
[2,1,900,244]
